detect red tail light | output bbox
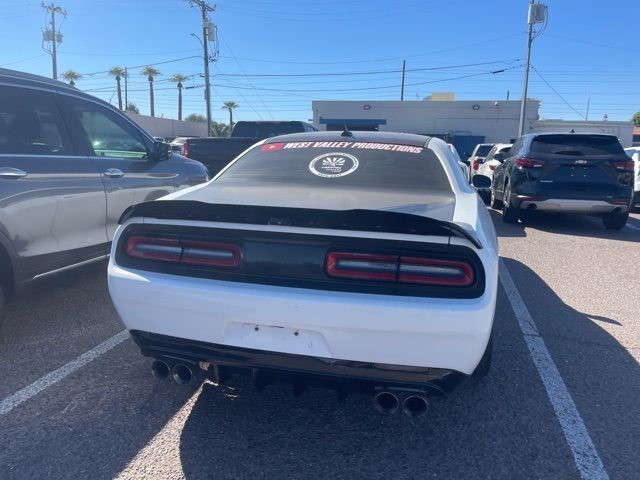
[126,236,181,262]
[125,236,241,268]
[472,160,480,171]
[613,160,634,171]
[488,164,496,171]
[326,252,474,287]
[181,142,190,157]
[515,157,545,168]
[326,253,397,281]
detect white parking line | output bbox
[0,330,128,416]
[499,259,609,480]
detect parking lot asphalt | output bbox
[1,210,639,480]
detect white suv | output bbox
[625,147,640,210]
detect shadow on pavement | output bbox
[501,257,640,480]
[489,207,640,243]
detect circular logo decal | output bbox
[309,152,359,178]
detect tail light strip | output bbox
[327,252,474,287]
[126,235,241,268]
[515,157,546,169]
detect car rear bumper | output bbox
[108,263,497,376]
[516,197,629,213]
[130,330,469,393]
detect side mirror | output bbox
[152,141,170,161]
[472,174,491,189]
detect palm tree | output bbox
[169,73,188,121]
[61,69,81,87]
[108,66,127,110]
[222,101,238,134]
[141,66,161,117]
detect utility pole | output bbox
[400,60,406,101]
[124,66,128,108]
[41,2,67,80]
[518,1,547,137]
[188,0,216,135]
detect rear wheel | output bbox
[501,181,519,224]
[602,211,629,230]
[478,189,490,205]
[490,184,502,209]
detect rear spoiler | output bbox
[119,201,482,249]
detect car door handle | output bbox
[104,168,125,178]
[0,167,28,179]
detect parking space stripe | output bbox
[499,259,609,480]
[0,330,129,416]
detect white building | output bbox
[312,97,633,150]
[125,112,207,139]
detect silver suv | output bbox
[0,69,209,319]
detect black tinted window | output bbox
[531,135,624,156]
[475,145,492,156]
[217,141,451,192]
[0,86,70,155]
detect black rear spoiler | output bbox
[119,201,482,249]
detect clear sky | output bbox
[1,0,638,124]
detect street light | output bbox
[518,1,548,137]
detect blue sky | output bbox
[1,0,638,124]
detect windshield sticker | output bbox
[263,141,423,154]
[309,152,359,178]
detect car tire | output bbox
[501,181,519,224]
[490,184,502,209]
[472,334,493,379]
[602,211,629,230]
[478,189,490,204]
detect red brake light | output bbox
[181,142,189,157]
[126,236,181,262]
[326,252,474,287]
[515,157,546,168]
[181,240,241,267]
[488,164,496,171]
[125,236,241,268]
[613,160,634,171]
[472,160,480,171]
[398,257,474,287]
[326,252,397,281]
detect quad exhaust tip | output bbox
[151,360,170,379]
[171,364,193,384]
[373,391,400,415]
[402,395,430,419]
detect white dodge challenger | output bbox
[108,131,498,418]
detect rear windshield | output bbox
[216,141,451,191]
[531,135,625,156]
[475,145,492,157]
[232,122,306,139]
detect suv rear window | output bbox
[531,135,625,156]
[216,141,451,192]
[475,145,492,157]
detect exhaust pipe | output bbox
[171,364,193,385]
[151,360,170,379]
[373,391,400,415]
[402,395,430,419]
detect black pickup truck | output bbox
[182,120,317,175]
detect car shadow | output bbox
[488,207,640,243]
[175,260,639,479]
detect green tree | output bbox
[140,66,161,117]
[185,113,206,123]
[61,69,81,87]
[222,101,238,134]
[108,66,127,110]
[169,73,188,121]
[125,102,139,114]
[633,111,640,126]
[210,121,230,137]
